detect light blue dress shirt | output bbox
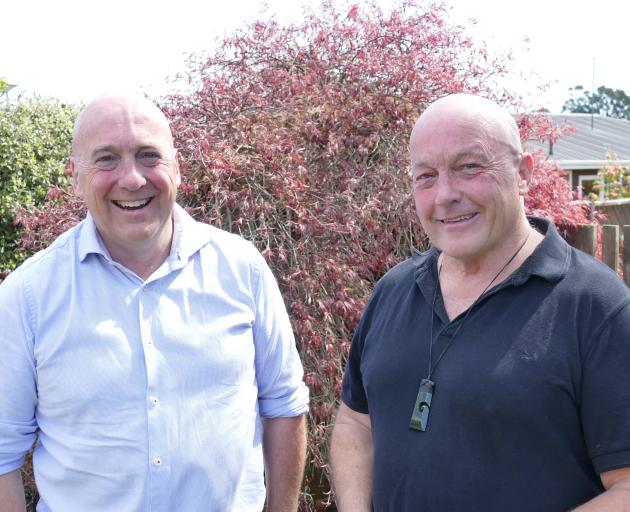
[0,204,309,511]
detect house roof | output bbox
[526,113,630,169]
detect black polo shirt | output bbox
[342,217,630,511]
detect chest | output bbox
[32,263,257,420]
[360,284,583,435]
[360,279,603,512]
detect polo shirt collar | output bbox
[412,246,440,307]
[512,216,570,285]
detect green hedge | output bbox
[0,97,79,270]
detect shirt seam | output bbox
[22,275,37,362]
[252,249,262,325]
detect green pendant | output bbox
[409,378,435,432]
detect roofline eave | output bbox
[553,159,630,170]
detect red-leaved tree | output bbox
[159,2,518,507]
[11,1,592,510]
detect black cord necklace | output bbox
[409,229,531,432]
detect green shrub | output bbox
[0,97,79,270]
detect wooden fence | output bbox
[593,198,630,227]
[569,224,630,287]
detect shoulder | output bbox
[198,223,266,273]
[180,216,272,297]
[0,223,85,320]
[527,226,630,339]
[372,258,415,294]
[177,206,263,267]
[207,224,261,257]
[565,245,630,310]
[526,217,629,309]
[372,248,434,296]
[359,250,432,321]
[1,222,83,289]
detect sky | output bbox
[2,0,630,112]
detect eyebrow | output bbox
[91,145,116,155]
[90,144,163,157]
[412,147,486,169]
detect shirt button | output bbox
[153,457,162,466]
[151,397,159,405]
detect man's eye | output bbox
[138,152,161,165]
[95,155,117,170]
[461,163,484,173]
[414,173,435,187]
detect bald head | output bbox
[72,93,174,156]
[411,94,523,159]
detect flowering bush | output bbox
[160,1,517,506]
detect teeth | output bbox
[114,198,151,209]
[442,213,475,223]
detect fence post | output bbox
[624,226,630,287]
[571,224,597,257]
[602,225,619,272]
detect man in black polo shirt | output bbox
[330,94,630,511]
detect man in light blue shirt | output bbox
[0,94,309,511]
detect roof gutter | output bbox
[554,160,630,170]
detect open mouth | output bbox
[112,198,152,210]
[439,212,477,224]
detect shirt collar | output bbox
[511,216,570,285]
[412,245,440,307]
[77,204,212,268]
[168,203,212,264]
[77,213,111,262]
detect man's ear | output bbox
[518,153,534,195]
[69,159,83,197]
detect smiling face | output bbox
[409,95,532,264]
[71,95,180,263]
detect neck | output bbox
[110,245,171,280]
[439,219,535,279]
[438,219,544,320]
[104,222,174,281]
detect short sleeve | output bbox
[581,300,630,473]
[251,251,309,418]
[0,271,39,475]
[341,337,369,413]
[340,294,376,414]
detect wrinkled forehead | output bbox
[410,106,522,162]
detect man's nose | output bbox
[434,171,461,206]
[117,157,147,190]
